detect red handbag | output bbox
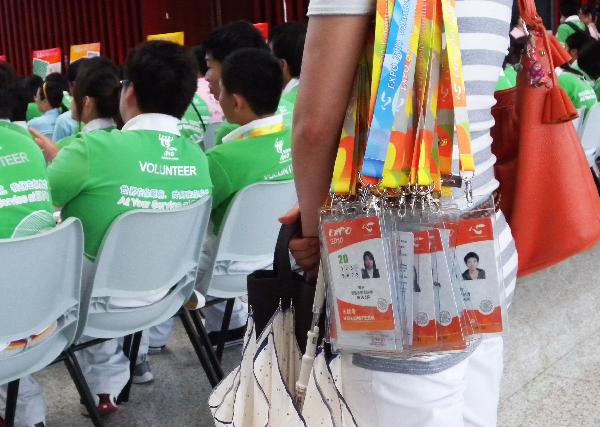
[491,0,600,277]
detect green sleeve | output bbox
[556,24,572,44]
[558,73,580,108]
[47,138,90,208]
[206,151,234,209]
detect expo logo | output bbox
[468,224,486,236]
[361,221,375,234]
[329,226,352,237]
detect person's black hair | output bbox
[204,21,268,63]
[566,30,592,53]
[580,5,594,17]
[0,62,16,119]
[125,40,198,119]
[561,1,580,18]
[464,252,480,264]
[503,35,528,68]
[192,45,208,76]
[9,79,30,121]
[39,73,68,109]
[24,75,43,101]
[270,22,306,78]
[578,40,600,79]
[67,58,88,85]
[221,48,283,116]
[72,57,121,125]
[363,251,377,269]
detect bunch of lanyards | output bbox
[314,0,507,358]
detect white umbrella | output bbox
[209,270,357,427]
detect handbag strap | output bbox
[272,222,300,280]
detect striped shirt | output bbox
[308,0,517,374]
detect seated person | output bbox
[46,41,212,415]
[270,22,306,104]
[179,45,223,149]
[24,75,43,122]
[204,21,293,145]
[52,59,87,143]
[32,57,121,162]
[580,5,600,40]
[0,62,30,138]
[0,126,54,427]
[200,48,294,338]
[577,40,600,100]
[557,1,587,45]
[27,73,68,138]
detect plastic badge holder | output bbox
[454,196,508,337]
[321,202,401,354]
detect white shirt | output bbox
[122,113,181,135]
[82,118,116,133]
[307,0,375,15]
[283,78,300,96]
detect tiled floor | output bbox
[33,243,600,426]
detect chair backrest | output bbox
[580,103,600,166]
[199,181,297,297]
[0,219,83,383]
[573,107,585,137]
[91,197,211,300]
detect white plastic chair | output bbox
[196,181,297,358]
[580,103,600,167]
[76,197,213,401]
[0,219,104,426]
[573,107,585,137]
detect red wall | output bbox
[0,0,309,76]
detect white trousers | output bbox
[149,318,175,347]
[0,376,46,427]
[340,336,504,427]
[76,332,149,397]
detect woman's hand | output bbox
[30,128,59,162]
[279,205,320,277]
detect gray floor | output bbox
[33,242,600,426]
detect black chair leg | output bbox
[118,331,142,404]
[63,349,104,426]
[4,379,19,427]
[216,299,235,361]
[190,309,224,380]
[179,310,220,387]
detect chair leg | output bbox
[216,298,235,361]
[117,331,142,404]
[179,310,221,387]
[62,349,104,427]
[4,379,19,427]
[591,166,600,195]
[190,309,224,380]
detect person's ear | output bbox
[232,93,246,113]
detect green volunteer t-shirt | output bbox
[57,126,116,151]
[0,121,32,139]
[495,66,517,91]
[206,121,293,229]
[47,129,213,259]
[282,83,299,105]
[26,103,42,121]
[557,20,587,44]
[558,71,598,110]
[180,94,212,146]
[0,127,54,238]
[214,97,295,146]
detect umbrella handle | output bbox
[295,326,319,409]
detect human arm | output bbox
[290,16,370,272]
[29,128,59,162]
[46,139,89,208]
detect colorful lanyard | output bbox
[227,116,285,142]
[362,0,419,181]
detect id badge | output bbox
[323,215,396,351]
[455,217,503,334]
[397,231,415,346]
[430,229,466,349]
[412,230,438,348]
